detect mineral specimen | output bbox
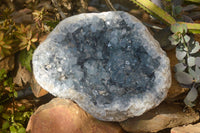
[32,11,171,122]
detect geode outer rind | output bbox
[32,11,171,122]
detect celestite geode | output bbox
[32,11,171,121]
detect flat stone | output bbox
[120,102,199,133]
[30,75,48,98]
[171,123,200,133]
[26,98,125,133]
[32,11,171,121]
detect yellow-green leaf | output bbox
[27,44,30,51]
[178,22,200,34]
[19,45,27,51]
[31,43,37,49]
[129,0,176,25]
[2,121,9,129]
[185,0,200,3]
[19,49,33,72]
[19,42,27,47]
[18,35,27,42]
[25,25,31,31]
[170,23,187,34]
[14,91,18,98]
[6,40,13,45]
[3,49,11,55]
[0,41,5,45]
[10,125,17,133]
[0,105,3,113]
[31,38,37,42]
[0,32,4,41]
[18,127,26,133]
[2,44,12,49]
[2,113,10,120]
[27,30,32,39]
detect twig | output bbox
[105,0,116,11]
[51,0,66,19]
[143,22,163,30]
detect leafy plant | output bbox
[0,32,12,59]
[33,8,46,32]
[0,6,57,61]
[1,104,32,133]
[19,49,34,72]
[0,3,59,133]
[0,18,17,60]
[16,24,38,51]
[0,17,37,60]
[169,23,200,106]
[33,8,54,33]
[129,0,200,106]
[0,69,33,133]
[129,0,200,33]
[0,69,7,81]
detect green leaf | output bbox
[0,68,7,81]
[195,66,200,82]
[188,56,196,67]
[195,57,200,67]
[0,32,4,41]
[175,63,186,72]
[2,44,12,49]
[129,0,176,25]
[171,23,187,34]
[2,113,10,120]
[17,105,25,111]
[190,41,200,54]
[14,91,18,98]
[174,5,182,15]
[168,34,180,45]
[3,80,9,86]
[185,0,200,3]
[2,121,9,129]
[175,71,193,85]
[181,35,190,43]
[184,87,198,107]
[0,105,3,113]
[10,125,17,133]
[181,24,188,34]
[176,50,186,60]
[45,20,59,30]
[23,111,33,118]
[15,115,23,121]
[18,127,26,133]
[179,22,200,34]
[189,67,197,79]
[19,49,33,72]
[27,30,32,39]
[18,35,27,44]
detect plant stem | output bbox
[181,34,190,72]
[105,0,116,11]
[51,0,66,19]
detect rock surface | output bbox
[33,11,171,121]
[171,123,200,133]
[26,98,124,133]
[30,75,48,98]
[13,63,32,87]
[120,102,199,133]
[0,56,15,71]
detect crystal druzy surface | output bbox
[33,11,171,121]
